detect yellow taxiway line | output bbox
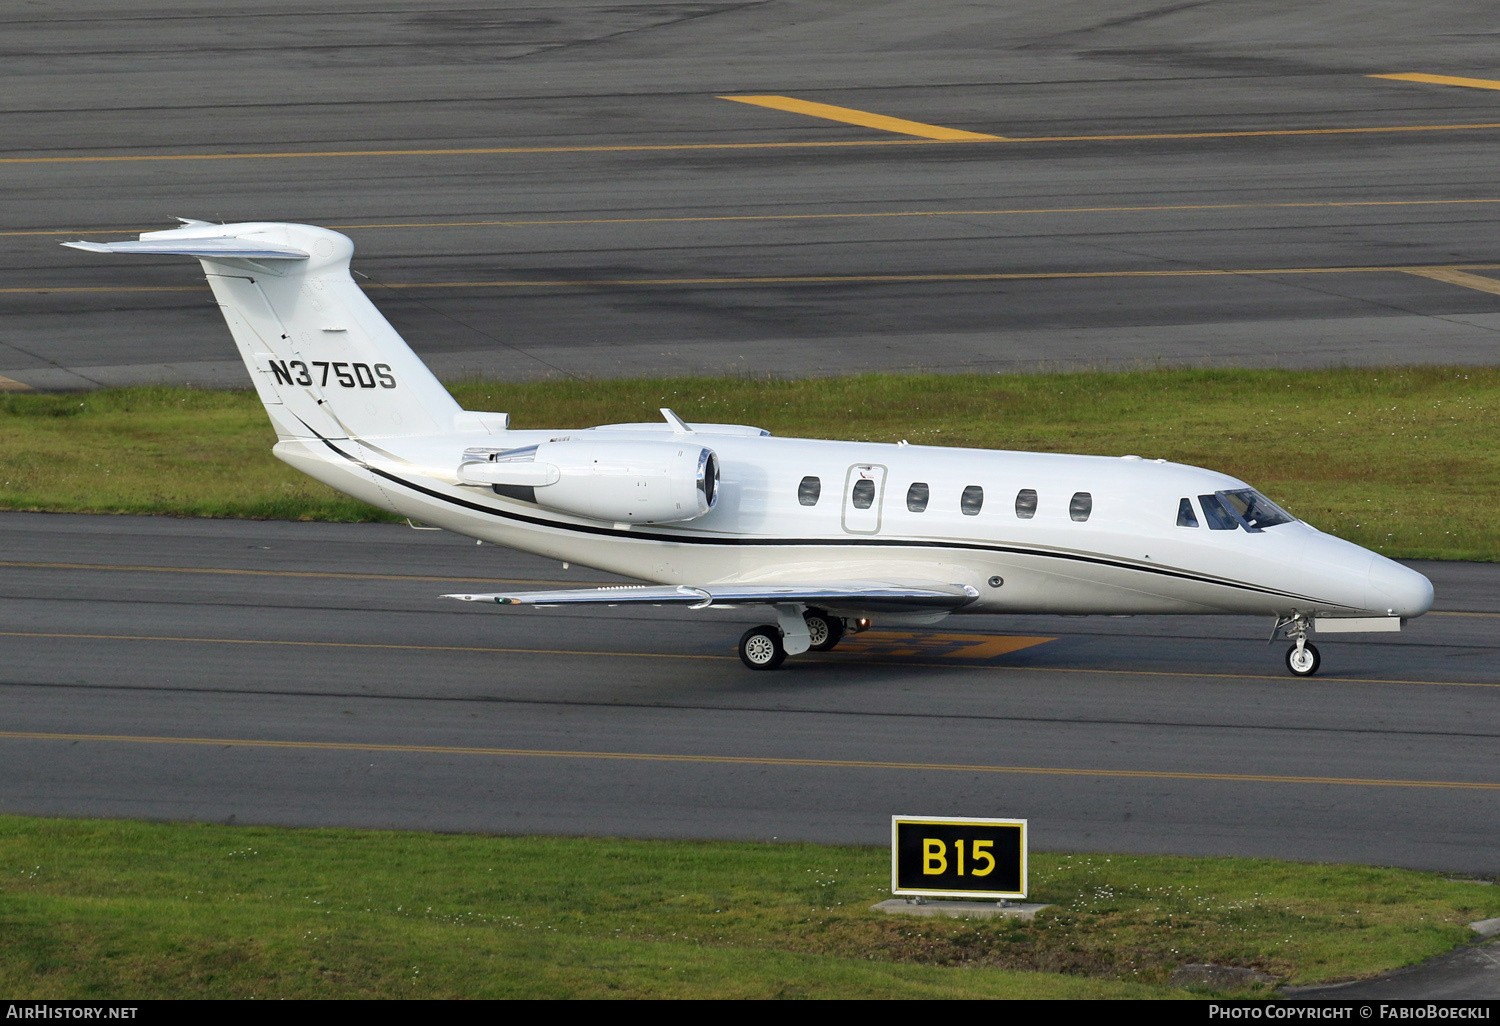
[1371,73,1500,92]
[6,121,1500,167]
[0,559,589,588]
[0,629,726,661]
[1,729,1496,791]
[1400,266,1500,295]
[719,95,1004,140]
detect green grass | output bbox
[1,366,1496,558]
[1,817,1497,998]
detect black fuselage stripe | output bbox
[328,441,1332,606]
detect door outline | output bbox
[841,463,888,535]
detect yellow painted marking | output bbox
[1401,266,1500,295]
[0,629,725,661]
[1431,610,1500,618]
[1018,122,1500,142]
[0,140,934,166]
[0,285,201,295]
[0,628,1045,666]
[1372,73,1500,92]
[1,729,1496,791]
[16,262,1500,296]
[844,631,1053,659]
[371,264,1500,289]
[0,375,32,391]
[16,197,1500,238]
[720,95,1003,141]
[0,558,597,588]
[1,629,1496,688]
[6,120,1500,167]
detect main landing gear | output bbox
[738,607,857,670]
[1273,613,1321,677]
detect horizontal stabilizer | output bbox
[444,581,980,611]
[61,238,309,259]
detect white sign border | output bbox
[890,815,1029,900]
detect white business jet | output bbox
[68,221,1433,675]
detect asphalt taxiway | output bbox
[2,511,1496,875]
[7,2,1500,387]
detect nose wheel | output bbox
[1273,613,1321,677]
[1285,641,1321,677]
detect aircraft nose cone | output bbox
[1367,556,1434,617]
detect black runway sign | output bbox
[891,816,1027,900]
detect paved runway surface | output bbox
[6,1,1500,387]
[2,512,1496,875]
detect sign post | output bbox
[890,815,1027,901]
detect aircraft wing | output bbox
[443,582,980,611]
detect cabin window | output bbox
[1176,497,1199,528]
[906,482,929,513]
[961,485,984,516]
[1069,491,1093,522]
[798,476,821,506]
[1199,493,1240,530]
[851,479,876,509]
[1219,488,1295,529]
[1015,488,1037,519]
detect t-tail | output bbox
[64,220,473,443]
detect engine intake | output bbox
[458,439,719,523]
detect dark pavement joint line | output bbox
[0,629,1494,688]
[12,263,1500,296]
[15,197,1500,238]
[1,729,1497,791]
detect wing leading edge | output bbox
[443,582,980,612]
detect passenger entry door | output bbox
[841,464,887,534]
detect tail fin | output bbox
[65,221,462,441]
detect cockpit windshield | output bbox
[1218,488,1295,529]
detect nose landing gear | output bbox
[1273,614,1321,677]
[1285,639,1321,676]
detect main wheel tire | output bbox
[1285,642,1321,677]
[805,612,845,652]
[739,625,787,670]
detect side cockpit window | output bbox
[1199,493,1240,530]
[798,476,821,506]
[1220,488,1295,529]
[1177,497,1199,528]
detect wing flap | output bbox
[444,581,980,611]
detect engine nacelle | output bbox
[458,439,719,524]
